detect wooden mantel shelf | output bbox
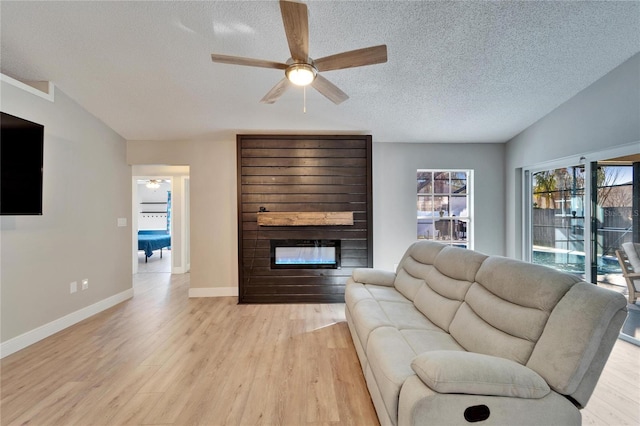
[257,211,354,226]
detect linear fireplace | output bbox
[270,239,341,269]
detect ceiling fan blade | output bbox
[311,74,349,105]
[314,45,388,72]
[260,78,291,104]
[280,0,309,61]
[211,54,287,70]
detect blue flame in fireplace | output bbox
[275,246,336,265]
[276,258,336,265]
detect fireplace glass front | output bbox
[270,239,341,269]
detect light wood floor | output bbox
[136,249,171,273]
[1,272,639,426]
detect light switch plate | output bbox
[117,218,127,227]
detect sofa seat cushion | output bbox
[366,326,420,425]
[379,301,441,331]
[367,285,412,304]
[345,282,408,314]
[349,298,394,352]
[346,283,437,351]
[411,350,550,398]
[366,327,465,424]
[400,329,465,354]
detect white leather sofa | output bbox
[345,241,627,426]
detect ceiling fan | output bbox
[211,0,387,105]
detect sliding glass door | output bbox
[531,165,586,278]
[592,163,638,342]
[591,164,634,284]
[525,152,639,345]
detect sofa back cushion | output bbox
[399,243,487,331]
[400,240,446,266]
[433,245,487,283]
[394,241,445,301]
[395,259,429,301]
[413,271,470,332]
[449,256,580,364]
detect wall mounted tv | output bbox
[1,112,44,215]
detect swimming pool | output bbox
[532,250,621,275]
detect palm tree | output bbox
[534,171,557,209]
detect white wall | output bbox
[1,81,132,350]
[505,52,640,258]
[127,139,237,296]
[373,142,506,271]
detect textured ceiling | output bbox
[1,1,639,143]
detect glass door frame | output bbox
[522,142,640,284]
[523,159,591,281]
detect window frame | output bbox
[417,169,473,249]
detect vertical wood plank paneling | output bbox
[237,135,373,303]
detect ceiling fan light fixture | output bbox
[286,63,317,86]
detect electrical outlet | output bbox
[70,281,78,294]
[81,279,89,290]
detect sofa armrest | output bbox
[411,351,550,399]
[351,268,396,287]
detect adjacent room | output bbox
[136,177,172,272]
[1,1,638,425]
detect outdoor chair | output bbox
[615,242,640,304]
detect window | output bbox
[417,170,472,248]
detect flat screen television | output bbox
[1,112,44,215]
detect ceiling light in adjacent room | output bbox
[146,179,161,189]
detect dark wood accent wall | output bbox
[237,135,373,304]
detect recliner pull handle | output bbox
[464,405,490,422]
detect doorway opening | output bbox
[132,165,190,276]
[136,177,172,273]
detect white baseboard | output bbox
[0,288,133,359]
[188,286,238,298]
[171,266,186,274]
